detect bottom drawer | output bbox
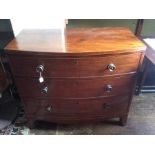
[22,95,130,122]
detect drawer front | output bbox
[9,57,78,77]
[22,95,130,117]
[15,74,135,98]
[9,53,140,78]
[16,78,78,98]
[78,53,140,76]
[76,74,135,98]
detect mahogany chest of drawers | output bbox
[4,28,146,128]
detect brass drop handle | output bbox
[46,106,52,112]
[102,103,111,110]
[106,84,112,92]
[42,86,48,94]
[36,65,44,83]
[107,63,116,71]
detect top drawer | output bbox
[8,53,141,78]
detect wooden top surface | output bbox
[5,27,146,55]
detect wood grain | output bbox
[5,28,146,56]
[4,28,145,127]
[15,74,135,98]
[23,95,130,123]
[8,53,140,78]
[22,95,130,115]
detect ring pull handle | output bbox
[106,84,112,92]
[36,65,44,83]
[107,63,116,71]
[42,86,48,94]
[102,103,111,111]
[46,106,52,112]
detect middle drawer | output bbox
[15,74,135,98]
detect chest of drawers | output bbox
[4,28,146,128]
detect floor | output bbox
[1,93,155,135]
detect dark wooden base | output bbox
[26,116,128,129]
[27,120,35,129]
[119,115,128,126]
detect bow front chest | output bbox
[5,28,146,128]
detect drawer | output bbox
[15,74,135,98]
[9,53,140,78]
[22,95,130,117]
[16,78,78,98]
[76,74,135,98]
[78,53,141,76]
[9,57,78,77]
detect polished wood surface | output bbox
[22,95,130,123]
[5,28,146,56]
[15,74,135,98]
[5,28,146,127]
[9,53,140,78]
[22,95,130,115]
